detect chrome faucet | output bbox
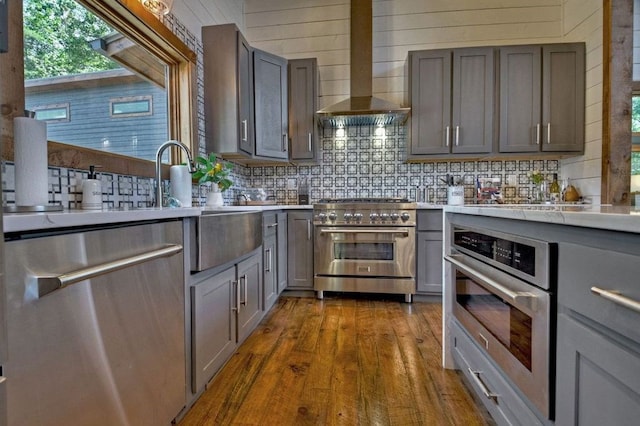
[155,140,196,207]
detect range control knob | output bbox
[380,213,390,222]
[318,212,327,223]
[400,212,411,222]
[369,212,379,222]
[328,212,338,222]
[353,213,363,223]
[390,212,400,222]
[343,213,353,223]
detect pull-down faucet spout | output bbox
[155,140,196,207]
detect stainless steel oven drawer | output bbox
[452,321,547,425]
[558,243,640,344]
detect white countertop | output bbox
[444,204,640,234]
[3,204,313,234]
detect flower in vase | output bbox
[528,169,545,185]
[192,153,233,192]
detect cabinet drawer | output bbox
[451,321,544,425]
[263,212,278,237]
[558,243,640,344]
[417,210,443,231]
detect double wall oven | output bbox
[313,198,416,302]
[445,224,556,421]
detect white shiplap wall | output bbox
[561,0,603,204]
[173,0,245,37]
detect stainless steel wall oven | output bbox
[314,198,416,301]
[446,225,556,420]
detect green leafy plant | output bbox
[192,153,233,192]
[528,169,545,185]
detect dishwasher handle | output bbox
[36,244,183,298]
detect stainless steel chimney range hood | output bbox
[316,0,410,128]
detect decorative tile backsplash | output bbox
[1,123,560,208]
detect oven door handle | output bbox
[445,254,538,311]
[319,228,410,236]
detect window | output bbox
[15,0,197,175]
[110,96,153,117]
[33,104,70,122]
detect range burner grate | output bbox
[316,197,410,204]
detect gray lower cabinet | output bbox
[276,211,288,293]
[288,58,318,162]
[263,212,278,311]
[254,49,288,160]
[407,47,494,158]
[416,210,443,294]
[190,250,262,393]
[555,242,640,424]
[191,266,237,393]
[287,210,314,289]
[499,43,585,153]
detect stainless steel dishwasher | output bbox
[4,220,186,426]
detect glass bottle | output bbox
[549,173,561,203]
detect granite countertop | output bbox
[3,204,313,234]
[444,204,640,234]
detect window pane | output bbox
[34,104,69,121]
[23,0,170,162]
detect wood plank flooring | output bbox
[179,295,494,426]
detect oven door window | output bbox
[334,242,393,261]
[456,272,532,370]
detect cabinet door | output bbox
[263,234,277,311]
[288,58,317,161]
[237,253,263,343]
[238,31,254,155]
[556,313,640,425]
[416,231,443,294]
[254,49,288,159]
[408,50,452,155]
[499,45,542,153]
[276,211,288,294]
[541,43,585,152]
[191,267,237,393]
[452,47,494,154]
[287,211,314,289]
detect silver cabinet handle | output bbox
[445,254,537,311]
[547,122,551,144]
[468,368,498,401]
[308,133,313,152]
[241,119,248,142]
[232,280,240,312]
[536,123,541,145]
[282,133,288,152]
[265,249,272,272]
[445,126,450,147]
[36,244,183,298]
[266,223,278,229]
[307,219,312,240]
[591,287,640,314]
[455,126,460,146]
[240,274,248,306]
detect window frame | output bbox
[33,103,71,123]
[3,0,197,179]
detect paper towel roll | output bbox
[170,165,192,207]
[14,117,49,206]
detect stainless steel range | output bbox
[313,198,416,302]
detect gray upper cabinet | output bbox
[254,49,289,160]
[499,43,585,153]
[408,47,494,158]
[288,58,318,162]
[202,24,254,157]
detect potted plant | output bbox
[192,153,233,206]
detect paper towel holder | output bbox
[4,110,63,213]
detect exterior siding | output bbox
[26,80,167,161]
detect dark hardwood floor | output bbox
[179,295,493,426]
